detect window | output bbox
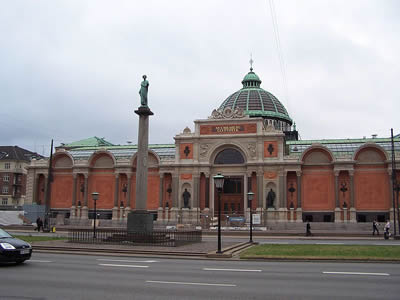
[1,198,7,205]
[223,178,242,194]
[3,174,9,182]
[214,148,244,164]
[2,186,9,194]
[4,163,10,169]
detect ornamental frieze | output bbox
[209,106,246,119]
[200,123,257,135]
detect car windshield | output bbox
[0,229,13,238]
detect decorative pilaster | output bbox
[257,170,263,208]
[81,174,89,219]
[296,171,302,222]
[172,174,179,208]
[126,174,132,208]
[193,174,200,209]
[112,174,120,220]
[349,170,356,223]
[159,173,164,208]
[70,174,77,218]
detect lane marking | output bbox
[97,259,157,263]
[373,243,400,246]
[203,268,262,272]
[262,242,289,244]
[323,271,389,276]
[146,280,236,287]
[99,263,149,268]
[29,260,53,263]
[316,243,344,245]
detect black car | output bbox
[0,228,32,264]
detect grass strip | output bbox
[240,244,400,260]
[14,235,67,243]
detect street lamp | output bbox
[247,191,254,243]
[91,192,99,239]
[214,173,224,254]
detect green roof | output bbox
[61,137,115,148]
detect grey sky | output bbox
[1,0,399,156]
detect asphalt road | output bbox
[1,252,399,300]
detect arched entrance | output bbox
[213,147,246,216]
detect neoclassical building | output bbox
[25,68,400,225]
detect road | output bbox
[1,252,399,299]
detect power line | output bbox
[267,0,291,116]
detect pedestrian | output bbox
[306,221,312,236]
[384,220,391,240]
[372,220,379,236]
[35,217,41,232]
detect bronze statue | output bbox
[139,75,149,107]
[267,188,276,208]
[182,188,191,208]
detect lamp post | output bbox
[91,192,99,239]
[214,173,224,254]
[247,191,254,243]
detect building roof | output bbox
[60,136,115,149]
[219,68,292,125]
[287,137,400,159]
[0,146,43,162]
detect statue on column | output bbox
[139,75,149,107]
[182,188,191,208]
[267,188,276,208]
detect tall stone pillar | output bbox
[296,171,302,223]
[349,170,356,223]
[127,104,154,232]
[205,173,210,208]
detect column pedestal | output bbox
[112,207,119,220]
[70,206,76,219]
[296,208,303,223]
[278,208,287,222]
[289,208,294,222]
[81,206,88,219]
[343,208,348,223]
[334,207,341,223]
[350,207,357,223]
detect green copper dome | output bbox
[219,68,292,126]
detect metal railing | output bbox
[68,228,202,247]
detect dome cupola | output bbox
[219,66,293,131]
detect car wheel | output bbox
[15,259,26,265]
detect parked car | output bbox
[0,228,32,264]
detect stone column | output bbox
[388,170,394,222]
[296,171,302,223]
[112,174,119,220]
[81,174,89,220]
[334,170,341,223]
[257,170,263,208]
[349,170,356,223]
[70,174,77,218]
[205,173,210,208]
[172,174,179,208]
[125,173,132,215]
[127,105,154,233]
[159,173,164,208]
[193,174,200,209]
[33,174,39,204]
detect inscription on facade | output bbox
[200,123,257,135]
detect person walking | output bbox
[35,217,42,232]
[372,220,379,236]
[384,220,391,239]
[306,221,312,236]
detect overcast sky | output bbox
[1,0,399,156]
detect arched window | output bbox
[214,148,244,164]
